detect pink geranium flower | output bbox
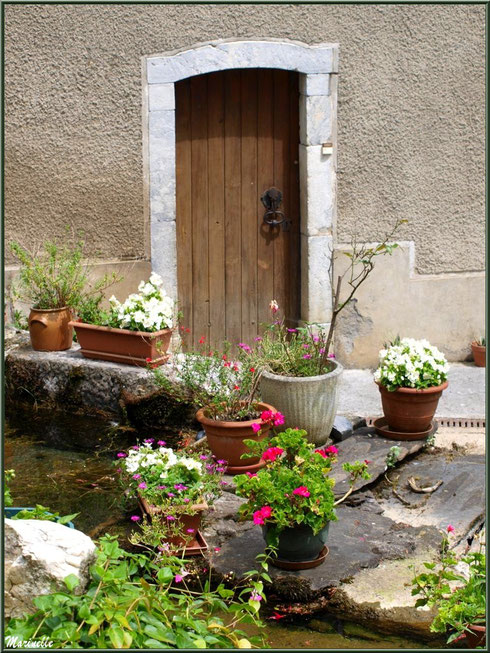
[117,452,127,458]
[132,474,141,479]
[273,412,285,426]
[314,449,328,458]
[260,410,273,422]
[262,447,284,462]
[447,524,455,533]
[130,515,141,522]
[251,422,261,433]
[325,445,339,456]
[292,486,310,498]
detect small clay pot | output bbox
[377,381,448,433]
[28,306,73,351]
[471,342,486,367]
[196,402,276,474]
[138,495,207,548]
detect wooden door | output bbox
[175,68,300,349]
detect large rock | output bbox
[5,519,96,618]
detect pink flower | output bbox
[130,445,140,450]
[262,447,284,462]
[217,459,226,464]
[313,336,320,343]
[117,452,127,458]
[130,515,141,522]
[251,422,261,433]
[214,547,221,552]
[253,510,266,525]
[254,336,262,341]
[174,574,184,583]
[328,353,336,359]
[260,506,272,518]
[287,328,297,333]
[157,440,166,446]
[138,482,147,489]
[144,438,155,444]
[186,528,195,533]
[116,468,122,473]
[132,474,141,479]
[238,343,251,353]
[250,591,262,602]
[273,412,285,426]
[303,354,312,359]
[303,344,310,349]
[269,300,279,314]
[246,472,257,478]
[364,459,372,465]
[200,455,208,460]
[166,515,176,521]
[325,445,339,456]
[447,524,455,533]
[315,449,328,459]
[292,486,310,498]
[319,348,325,354]
[183,498,190,503]
[260,410,273,422]
[167,492,175,497]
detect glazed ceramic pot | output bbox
[196,402,276,475]
[471,342,486,367]
[70,322,172,366]
[259,360,343,445]
[262,522,330,563]
[377,381,448,433]
[29,306,73,351]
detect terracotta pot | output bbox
[196,402,276,475]
[138,494,207,547]
[28,307,73,351]
[377,381,448,433]
[471,342,486,367]
[69,321,172,366]
[259,360,343,445]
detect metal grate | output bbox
[366,416,485,429]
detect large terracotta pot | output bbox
[138,494,207,547]
[29,306,73,351]
[262,522,330,564]
[259,360,343,445]
[195,402,276,475]
[70,321,172,366]
[471,342,486,367]
[377,381,448,433]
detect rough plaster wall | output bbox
[5,3,485,273]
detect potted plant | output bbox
[373,337,449,438]
[471,336,486,367]
[70,272,174,366]
[234,428,370,568]
[116,440,224,549]
[9,239,113,352]
[153,341,283,474]
[412,526,486,648]
[246,218,407,445]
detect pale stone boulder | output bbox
[5,519,96,619]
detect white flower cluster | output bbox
[374,337,449,390]
[123,442,203,476]
[171,353,240,397]
[109,272,174,332]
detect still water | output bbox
[4,406,433,649]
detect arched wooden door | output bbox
[175,68,300,349]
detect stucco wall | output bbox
[5,3,484,275]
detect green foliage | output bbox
[4,469,15,507]
[234,429,370,538]
[10,239,120,312]
[12,309,29,331]
[10,504,79,525]
[5,534,269,649]
[476,335,486,347]
[385,446,401,469]
[411,533,486,643]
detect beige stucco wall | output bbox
[4,4,485,365]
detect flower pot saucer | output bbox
[225,459,267,476]
[171,530,208,557]
[270,546,329,570]
[373,417,436,441]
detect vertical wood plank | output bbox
[224,70,242,347]
[190,75,209,348]
[241,69,258,346]
[175,79,193,340]
[273,70,290,321]
[207,72,226,350]
[257,69,275,330]
[288,72,301,325]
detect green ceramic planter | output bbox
[5,507,75,529]
[262,521,330,562]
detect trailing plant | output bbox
[116,441,224,510]
[5,534,269,649]
[234,428,371,545]
[10,240,119,312]
[9,504,79,525]
[411,526,486,644]
[4,469,15,507]
[385,446,401,469]
[374,337,449,392]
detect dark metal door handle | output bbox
[261,187,290,231]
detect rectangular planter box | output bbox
[69,321,172,367]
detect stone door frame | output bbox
[143,38,339,325]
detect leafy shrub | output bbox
[5,535,269,649]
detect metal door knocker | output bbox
[261,187,290,231]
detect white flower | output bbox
[149,272,163,287]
